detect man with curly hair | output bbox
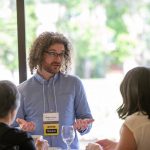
[12,32,94,149]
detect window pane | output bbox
[0,0,18,84]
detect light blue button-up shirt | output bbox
[12,72,93,149]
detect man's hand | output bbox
[16,118,36,132]
[74,118,94,131]
[35,137,49,150]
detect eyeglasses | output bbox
[44,51,65,58]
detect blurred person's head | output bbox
[29,31,72,76]
[0,80,20,125]
[117,66,150,119]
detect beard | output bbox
[42,62,61,75]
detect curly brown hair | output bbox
[28,31,72,74]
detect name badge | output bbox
[43,113,59,136]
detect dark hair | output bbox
[28,31,72,74]
[117,66,150,119]
[0,80,20,118]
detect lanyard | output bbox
[42,79,58,113]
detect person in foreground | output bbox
[87,66,150,150]
[12,31,94,149]
[0,80,49,150]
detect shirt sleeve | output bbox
[2,128,36,150]
[19,139,36,150]
[74,77,93,135]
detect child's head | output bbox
[117,66,150,119]
[0,80,20,124]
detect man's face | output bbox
[41,43,65,75]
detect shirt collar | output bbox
[34,72,59,84]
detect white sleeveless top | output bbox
[125,112,150,150]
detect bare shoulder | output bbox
[116,124,136,150]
